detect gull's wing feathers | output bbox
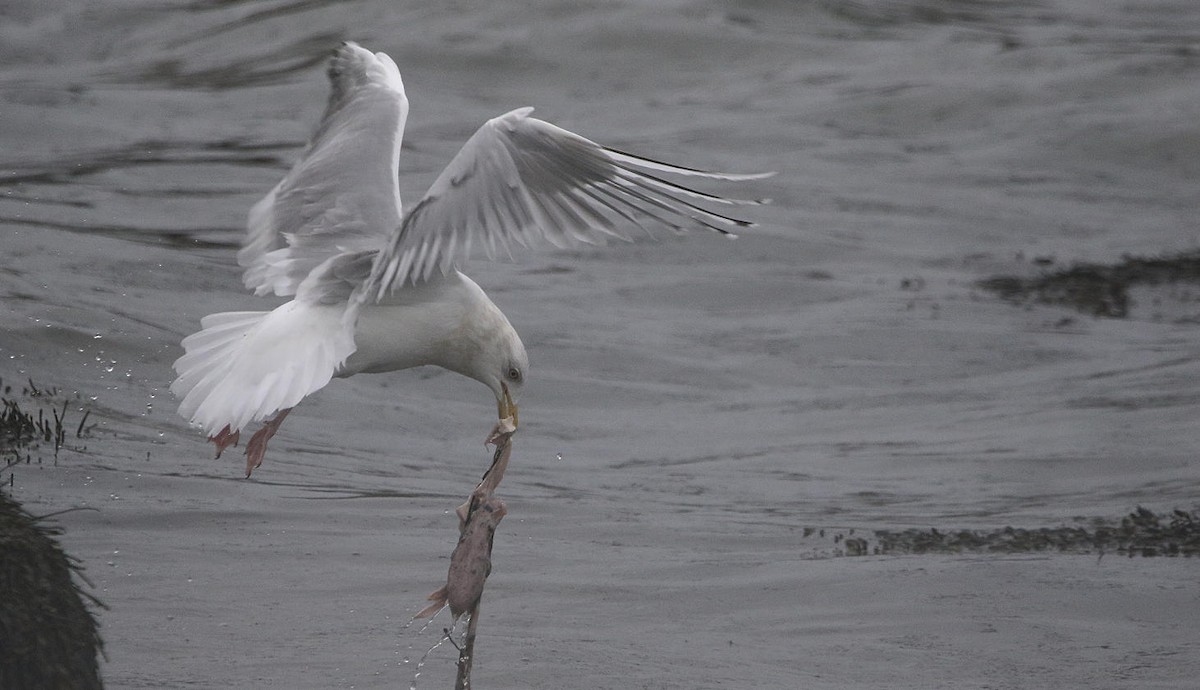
[240,41,410,298]
[364,107,773,301]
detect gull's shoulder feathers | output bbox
[364,107,773,302]
[239,41,409,299]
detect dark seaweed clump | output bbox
[861,507,1200,558]
[978,250,1200,318]
[0,491,106,689]
[2,379,93,472]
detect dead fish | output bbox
[415,418,515,620]
[416,496,507,620]
[486,415,517,447]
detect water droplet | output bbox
[93,334,102,339]
[555,452,564,461]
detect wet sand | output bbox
[3,1,1199,688]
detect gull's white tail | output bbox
[171,302,355,436]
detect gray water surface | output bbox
[3,2,1198,688]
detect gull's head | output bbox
[483,324,527,428]
[453,306,526,428]
[442,272,528,428]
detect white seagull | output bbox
[171,42,771,476]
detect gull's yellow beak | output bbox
[498,383,519,428]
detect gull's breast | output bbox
[337,271,489,377]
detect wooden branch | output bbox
[453,599,480,690]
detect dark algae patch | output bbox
[813,507,1200,558]
[978,250,1200,318]
[0,493,106,689]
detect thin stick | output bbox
[454,600,481,690]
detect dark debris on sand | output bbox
[833,507,1200,558]
[978,250,1200,318]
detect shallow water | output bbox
[3,1,1199,688]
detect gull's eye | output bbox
[506,367,522,383]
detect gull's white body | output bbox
[171,42,769,472]
[174,270,515,437]
[342,271,516,379]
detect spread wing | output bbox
[238,41,409,298]
[361,107,773,302]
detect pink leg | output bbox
[244,408,292,478]
[209,425,241,459]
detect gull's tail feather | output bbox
[171,303,355,436]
